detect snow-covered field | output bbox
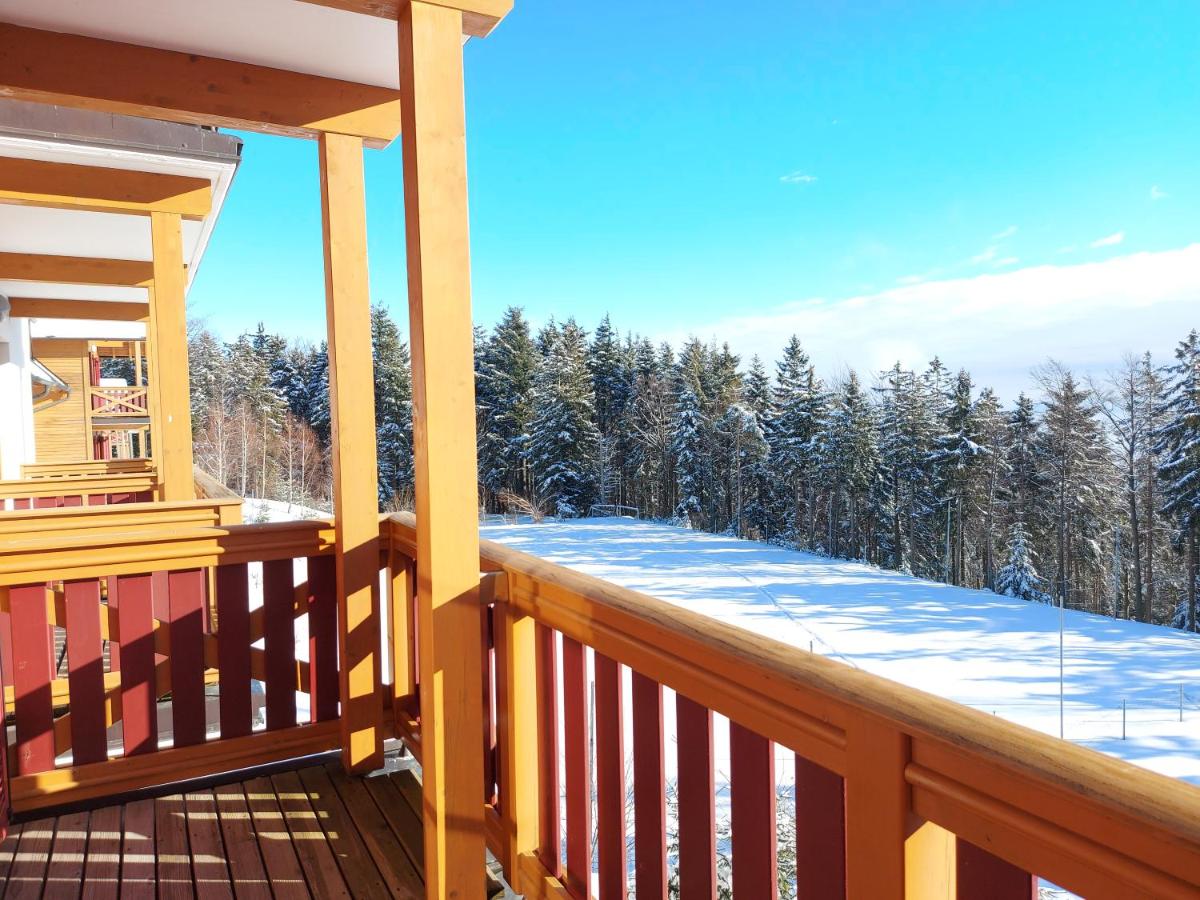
[480,517,1200,785]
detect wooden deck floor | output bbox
[0,759,428,899]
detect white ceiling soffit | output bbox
[1,0,402,90]
[0,282,149,302]
[29,319,147,341]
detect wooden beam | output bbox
[0,157,211,219]
[0,252,153,287]
[7,298,149,322]
[0,24,401,148]
[399,2,487,896]
[295,0,514,38]
[318,132,384,773]
[148,214,194,501]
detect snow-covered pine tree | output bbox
[371,306,414,506]
[305,342,331,445]
[628,339,675,518]
[477,307,538,507]
[1154,330,1200,632]
[816,370,879,558]
[738,355,775,537]
[768,337,827,547]
[672,384,705,528]
[528,319,600,518]
[996,522,1050,603]
[928,370,989,585]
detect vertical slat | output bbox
[216,563,252,740]
[10,584,54,775]
[0,609,14,687]
[796,755,846,899]
[263,559,297,730]
[730,721,777,900]
[846,717,907,899]
[676,695,716,900]
[64,579,107,765]
[307,555,339,723]
[388,550,416,712]
[116,574,157,757]
[168,568,206,748]
[0,628,10,841]
[632,673,667,900]
[594,653,625,899]
[562,636,591,898]
[106,583,120,674]
[956,839,1037,900]
[482,600,497,805]
[536,624,561,875]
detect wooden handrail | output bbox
[0,471,157,500]
[192,467,243,502]
[0,498,242,538]
[20,459,154,480]
[387,512,1200,897]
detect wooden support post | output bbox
[318,131,384,774]
[148,213,194,501]
[399,2,487,897]
[845,716,907,900]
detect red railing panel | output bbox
[167,569,206,747]
[632,672,667,900]
[595,653,626,899]
[536,624,561,875]
[64,579,107,765]
[730,721,777,900]
[956,838,1038,899]
[10,584,54,775]
[796,754,846,899]
[676,695,716,900]
[307,555,339,723]
[216,563,252,739]
[263,559,296,731]
[115,573,157,756]
[562,636,592,898]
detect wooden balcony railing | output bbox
[20,460,154,481]
[88,385,149,418]
[386,512,1200,900]
[0,471,158,508]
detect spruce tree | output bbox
[996,522,1050,603]
[371,306,414,505]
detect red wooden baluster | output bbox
[34,497,56,509]
[63,495,82,508]
[64,579,107,765]
[482,602,497,805]
[0,608,13,687]
[106,579,121,674]
[307,555,339,722]
[676,695,717,900]
[168,569,207,747]
[262,559,296,730]
[536,624,561,875]
[0,642,9,840]
[11,498,30,510]
[796,754,846,899]
[87,494,106,507]
[632,673,667,900]
[216,563,252,739]
[594,653,625,899]
[730,721,777,900]
[562,636,592,898]
[116,574,157,756]
[10,584,54,775]
[956,839,1038,899]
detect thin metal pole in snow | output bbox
[1122,699,1126,741]
[1182,684,1185,723]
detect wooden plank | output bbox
[306,555,339,722]
[115,574,158,757]
[149,212,195,501]
[242,776,311,899]
[796,755,846,900]
[845,717,906,899]
[168,569,207,748]
[0,823,22,892]
[0,157,209,219]
[535,624,561,876]
[211,784,271,900]
[364,773,423,874]
[594,652,626,898]
[9,296,148,322]
[294,0,513,38]
[632,672,667,900]
[64,579,108,766]
[730,721,777,900]
[184,791,234,899]
[43,810,87,900]
[0,252,153,288]
[324,763,424,897]
[955,838,1037,900]
[263,559,297,730]
[561,636,591,897]
[156,795,195,899]
[482,602,497,805]
[10,584,55,775]
[0,24,401,146]
[270,771,351,899]
[398,5,487,896]
[318,130,383,774]
[120,798,156,898]
[216,564,252,740]
[81,805,121,900]
[6,816,54,899]
[294,766,387,899]
[388,549,416,712]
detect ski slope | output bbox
[480,517,1200,785]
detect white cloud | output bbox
[1056,245,1077,255]
[780,172,818,185]
[1151,185,1168,201]
[991,225,1018,241]
[994,256,1020,268]
[969,246,997,265]
[665,244,1200,402]
[1090,231,1125,248]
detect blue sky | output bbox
[188,0,1199,399]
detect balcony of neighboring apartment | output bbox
[0,3,1196,900]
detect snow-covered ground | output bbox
[480,517,1200,785]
